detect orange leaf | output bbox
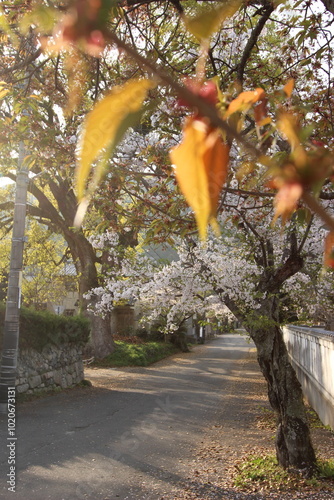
[254,96,268,125]
[170,118,229,239]
[273,182,303,225]
[276,113,307,167]
[226,88,265,117]
[203,129,230,217]
[283,79,295,98]
[277,113,300,150]
[324,232,334,268]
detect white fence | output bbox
[283,325,334,430]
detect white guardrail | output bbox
[283,325,334,430]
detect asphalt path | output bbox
[0,333,253,500]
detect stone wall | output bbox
[283,325,334,430]
[16,344,84,395]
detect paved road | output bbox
[0,334,253,500]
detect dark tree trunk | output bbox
[249,297,316,472]
[170,330,190,352]
[84,306,114,359]
[320,0,334,16]
[225,295,316,472]
[66,230,115,360]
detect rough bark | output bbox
[223,245,317,472]
[320,0,334,16]
[226,295,316,471]
[84,304,114,360]
[251,298,316,471]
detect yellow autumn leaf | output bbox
[283,78,295,98]
[225,88,266,117]
[0,5,19,46]
[277,113,307,167]
[203,129,230,217]
[273,182,303,225]
[76,78,155,202]
[276,113,300,150]
[235,161,255,182]
[184,0,242,41]
[170,120,211,239]
[170,118,229,239]
[0,81,9,100]
[257,116,272,127]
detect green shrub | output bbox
[0,303,90,352]
[94,340,178,367]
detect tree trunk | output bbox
[226,295,316,472]
[66,230,115,360]
[249,298,316,471]
[84,307,114,360]
[170,330,190,352]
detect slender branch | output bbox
[239,214,268,269]
[102,27,334,232]
[302,192,334,232]
[236,3,275,85]
[121,185,190,223]
[298,215,314,254]
[223,186,275,198]
[0,48,42,76]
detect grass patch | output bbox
[307,406,334,432]
[93,341,179,367]
[233,454,334,493]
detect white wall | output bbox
[283,325,334,430]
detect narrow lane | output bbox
[0,333,253,500]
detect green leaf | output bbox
[87,104,149,200]
[19,5,59,34]
[184,0,242,41]
[0,6,19,45]
[76,78,156,202]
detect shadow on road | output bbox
[0,334,266,500]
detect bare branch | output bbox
[236,2,275,85]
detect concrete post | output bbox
[0,141,29,413]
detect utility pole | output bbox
[0,140,29,414]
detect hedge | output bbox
[0,303,90,352]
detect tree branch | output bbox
[320,0,334,16]
[302,191,334,232]
[236,2,275,85]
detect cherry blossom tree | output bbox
[87,199,333,471]
[1,0,334,472]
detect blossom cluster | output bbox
[86,205,334,332]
